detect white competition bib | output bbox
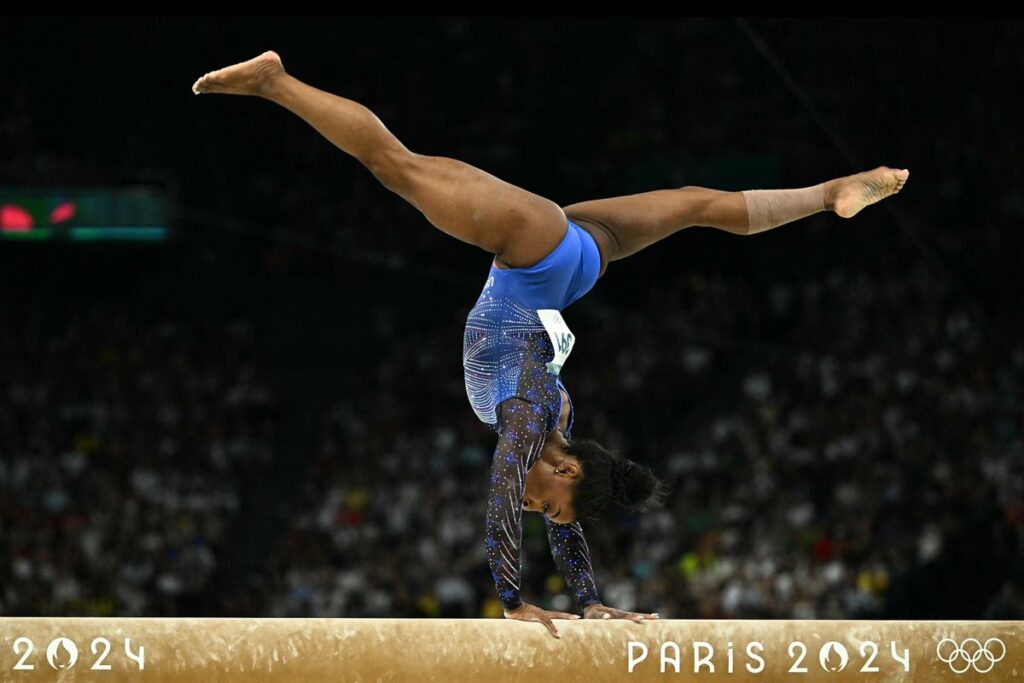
[537,309,575,376]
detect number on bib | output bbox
[537,309,575,376]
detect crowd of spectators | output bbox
[0,306,276,615]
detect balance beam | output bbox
[1,618,1019,681]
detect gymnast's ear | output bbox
[554,459,581,479]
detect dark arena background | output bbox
[1,16,1021,682]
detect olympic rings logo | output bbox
[936,638,1006,674]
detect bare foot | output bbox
[192,51,285,97]
[827,166,910,219]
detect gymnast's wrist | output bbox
[503,599,525,613]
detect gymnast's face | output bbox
[522,440,580,524]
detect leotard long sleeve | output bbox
[544,516,601,610]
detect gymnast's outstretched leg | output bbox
[192,51,567,268]
[562,168,910,271]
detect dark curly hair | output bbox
[566,438,670,522]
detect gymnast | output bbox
[192,52,908,638]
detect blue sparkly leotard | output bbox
[462,220,603,611]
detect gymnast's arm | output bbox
[484,398,549,611]
[484,398,581,637]
[545,516,659,622]
[544,516,601,611]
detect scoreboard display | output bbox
[0,187,169,242]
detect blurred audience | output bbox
[0,307,276,615]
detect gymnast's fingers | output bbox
[536,614,561,639]
[625,610,659,622]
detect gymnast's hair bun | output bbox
[611,458,669,512]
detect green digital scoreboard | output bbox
[0,187,169,242]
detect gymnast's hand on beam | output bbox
[504,602,580,639]
[583,603,660,623]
